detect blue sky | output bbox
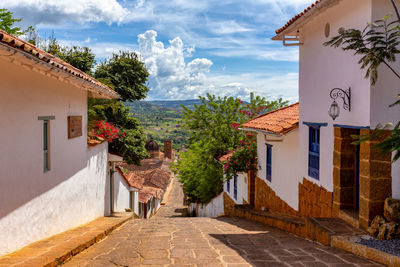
[3,0,315,101]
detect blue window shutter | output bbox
[233,175,237,200]
[308,127,320,180]
[227,179,230,193]
[266,144,272,182]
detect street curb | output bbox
[161,176,175,205]
[332,235,400,267]
[0,214,133,267]
[48,215,133,267]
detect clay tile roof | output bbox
[116,158,172,203]
[275,0,331,34]
[0,30,119,99]
[141,168,172,190]
[218,151,234,162]
[139,186,163,203]
[116,167,143,189]
[242,103,299,135]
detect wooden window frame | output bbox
[266,144,272,182]
[233,174,237,200]
[38,116,54,173]
[308,126,320,180]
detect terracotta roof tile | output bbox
[139,186,163,203]
[242,103,299,135]
[0,30,119,99]
[116,158,172,203]
[218,151,234,162]
[87,136,105,147]
[275,0,324,34]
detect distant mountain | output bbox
[125,101,190,150]
[145,99,203,109]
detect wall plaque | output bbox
[68,116,82,139]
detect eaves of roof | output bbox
[0,30,119,99]
[273,0,342,40]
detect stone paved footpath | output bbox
[64,178,382,267]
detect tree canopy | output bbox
[44,37,96,75]
[0,9,24,36]
[95,51,150,102]
[172,93,288,203]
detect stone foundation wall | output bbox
[223,192,236,216]
[299,178,333,218]
[359,129,392,229]
[254,177,297,216]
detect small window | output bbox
[308,126,320,180]
[227,178,230,193]
[233,174,237,200]
[43,120,50,172]
[266,144,272,182]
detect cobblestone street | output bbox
[64,178,382,267]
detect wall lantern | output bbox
[328,87,351,120]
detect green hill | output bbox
[125,101,191,150]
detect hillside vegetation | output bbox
[126,100,202,150]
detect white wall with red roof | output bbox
[256,129,300,210]
[296,0,399,195]
[0,53,110,256]
[113,171,139,214]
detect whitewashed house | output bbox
[110,156,139,215]
[116,159,171,218]
[236,0,400,230]
[0,30,119,256]
[241,103,300,215]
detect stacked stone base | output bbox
[224,193,334,246]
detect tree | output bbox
[0,9,24,36]
[172,93,288,203]
[324,4,400,161]
[95,51,150,102]
[44,37,96,75]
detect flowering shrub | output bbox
[221,97,287,179]
[89,120,125,143]
[223,131,257,179]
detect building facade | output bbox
[0,30,119,256]
[231,0,400,230]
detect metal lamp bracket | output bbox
[330,87,351,111]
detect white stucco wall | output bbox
[189,192,224,217]
[113,172,131,212]
[224,172,248,204]
[0,56,109,256]
[298,0,373,192]
[257,130,301,210]
[133,191,139,215]
[297,0,400,195]
[370,0,400,199]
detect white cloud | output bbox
[208,20,255,35]
[137,30,213,100]
[2,0,129,25]
[207,72,299,102]
[136,30,298,101]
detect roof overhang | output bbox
[239,127,284,138]
[0,38,119,99]
[273,0,342,41]
[239,126,298,138]
[108,153,124,162]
